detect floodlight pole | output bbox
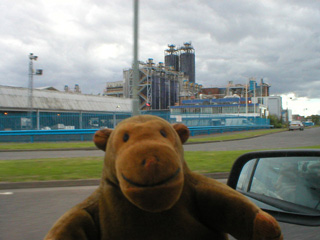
[28,53,43,129]
[28,53,35,129]
[28,62,33,106]
[132,0,140,116]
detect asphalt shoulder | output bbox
[0,173,229,190]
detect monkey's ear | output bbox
[93,129,113,151]
[172,123,190,144]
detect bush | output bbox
[268,115,284,128]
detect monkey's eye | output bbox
[160,130,167,138]
[123,133,129,142]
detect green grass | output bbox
[0,152,242,182]
[294,145,320,149]
[185,150,249,173]
[0,157,104,182]
[1,146,319,182]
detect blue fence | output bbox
[188,125,271,136]
[168,114,269,127]
[0,112,131,131]
[0,111,271,142]
[0,129,98,143]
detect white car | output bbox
[289,121,304,131]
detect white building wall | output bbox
[267,96,282,119]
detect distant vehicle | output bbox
[289,121,304,131]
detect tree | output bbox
[309,115,320,125]
[268,115,284,128]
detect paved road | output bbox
[0,186,95,240]
[185,127,320,151]
[1,127,319,160]
[1,185,319,240]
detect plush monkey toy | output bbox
[44,115,282,240]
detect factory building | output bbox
[170,78,280,120]
[103,81,124,98]
[0,85,132,130]
[199,79,270,100]
[170,97,261,117]
[122,42,197,110]
[123,59,181,110]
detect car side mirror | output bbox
[227,150,320,226]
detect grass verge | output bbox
[0,157,104,182]
[0,151,244,182]
[1,146,319,182]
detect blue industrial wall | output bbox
[0,111,272,142]
[0,111,131,131]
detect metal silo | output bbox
[165,44,179,72]
[179,42,195,83]
[160,73,167,109]
[169,73,179,106]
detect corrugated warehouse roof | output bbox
[0,85,132,112]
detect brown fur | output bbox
[44,115,282,240]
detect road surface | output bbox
[185,127,320,151]
[1,185,319,240]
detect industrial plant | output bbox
[122,42,198,110]
[0,42,287,134]
[105,42,277,120]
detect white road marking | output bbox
[0,192,13,195]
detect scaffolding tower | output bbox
[124,59,180,110]
[123,42,196,110]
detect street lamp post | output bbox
[28,53,43,129]
[132,0,140,116]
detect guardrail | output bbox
[0,125,273,143]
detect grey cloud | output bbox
[0,0,319,105]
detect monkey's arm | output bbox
[44,207,99,240]
[191,173,282,240]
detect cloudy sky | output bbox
[1,0,320,116]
